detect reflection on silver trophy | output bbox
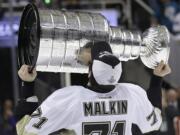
[18,4,170,73]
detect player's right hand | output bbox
[153,61,171,77]
[18,65,37,82]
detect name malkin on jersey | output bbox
[83,100,128,116]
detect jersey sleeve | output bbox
[16,86,78,135]
[132,85,162,134]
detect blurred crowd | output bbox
[149,0,180,40]
[160,86,180,135]
[0,99,16,135]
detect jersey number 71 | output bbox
[82,121,126,135]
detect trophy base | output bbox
[18,4,40,72]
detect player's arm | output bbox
[147,61,171,110]
[141,62,171,135]
[17,86,77,135]
[15,65,38,121]
[132,86,163,134]
[133,60,171,134]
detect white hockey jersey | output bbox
[17,83,162,135]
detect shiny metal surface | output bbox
[36,9,110,73]
[140,25,170,68]
[18,4,170,73]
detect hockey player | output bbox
[16,41,171,135]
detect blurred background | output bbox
[0,0,180,135]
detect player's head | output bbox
[88,41,122,89]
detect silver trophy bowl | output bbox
[18,4,170,73]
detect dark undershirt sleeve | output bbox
[14,100,38,121]
[21,81,35,99]
[14,80,38,121]
[147,75,163,110]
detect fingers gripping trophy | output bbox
[18,4,170,73]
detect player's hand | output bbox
[153,61,171,77]
[18,65,37,82]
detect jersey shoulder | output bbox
[51,85,85,98]
[116,83,147,100]
[44,86,85,103]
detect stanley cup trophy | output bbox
[18,4,170,73]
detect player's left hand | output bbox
[18,65,37,82]
[153,61,171,77]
